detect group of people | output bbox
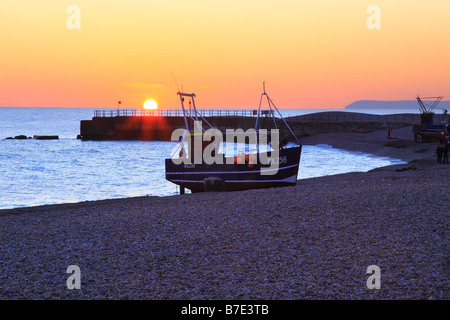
[436,141,449,164]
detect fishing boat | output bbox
[165,85,302,193]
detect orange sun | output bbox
[143,99,158,110]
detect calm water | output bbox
[0,107,407,210]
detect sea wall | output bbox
[79,115,266,141]
[286,111,449,124]
[284,112,450,138]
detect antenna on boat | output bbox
[170,70,181,93]
[255,82,266,130]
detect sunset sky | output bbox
[1,0,449,109]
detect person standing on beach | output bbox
[436,145,443,164]
[443,143,449,164]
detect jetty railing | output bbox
[93,109,266,118]
[288,113,449,124]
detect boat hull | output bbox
[165,145,302,192]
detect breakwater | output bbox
[79,109,278,141]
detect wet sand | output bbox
[0,126,448,300]
[300,126,435,162]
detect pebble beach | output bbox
[0,126,448,300]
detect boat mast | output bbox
[255,82,299,144]
[178,92,192,131]
[177,91,214,132]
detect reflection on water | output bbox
[298,144,406,180]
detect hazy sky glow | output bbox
[1,0,449,109]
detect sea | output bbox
[0,107,412,210]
